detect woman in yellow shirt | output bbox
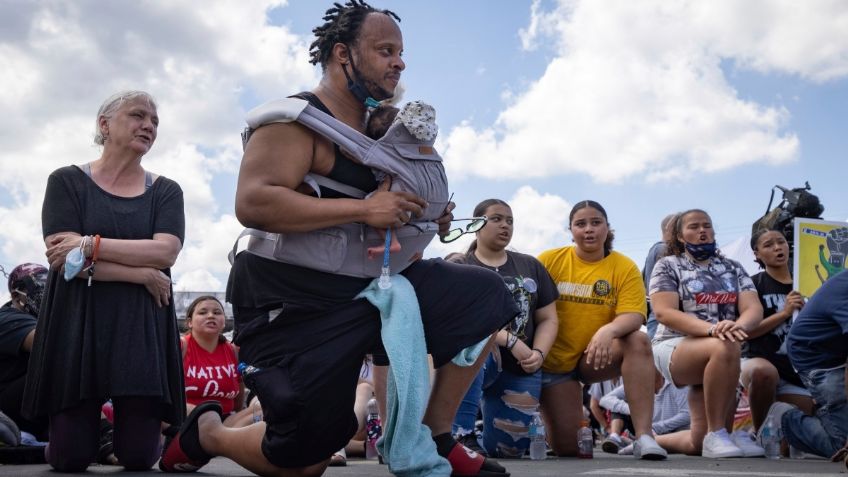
[538,200,666,459]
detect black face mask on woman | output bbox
[8,263,48,317]
[685,241,717,261]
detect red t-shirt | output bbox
[182,334,240,414]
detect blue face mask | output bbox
[64,247,86,281]
[685,241,717,261]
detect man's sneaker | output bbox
[702,429,744,458]
[756,402,796,448]
[443,440,508,477]
[633,434,667,460]
[601,433,623,454]
[731,430,765,457]
[456,432,488,457]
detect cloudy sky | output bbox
[1,0,847,299]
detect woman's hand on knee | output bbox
[585,327,615,370]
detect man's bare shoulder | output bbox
[246,121,314,152]
[240,119,336,186]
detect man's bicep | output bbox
[239,122,314,191]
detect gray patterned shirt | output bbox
[649,254,756,343]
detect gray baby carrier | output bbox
[231,98,449,278]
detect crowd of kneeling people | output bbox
[3,1,848,474]
[3,198,848,471]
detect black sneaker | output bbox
[601,433,623,454]
[456,432,488,457]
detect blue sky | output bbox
[1,0,847,298]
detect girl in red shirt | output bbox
[181,296,252,425]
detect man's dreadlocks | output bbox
[308,0,401,70]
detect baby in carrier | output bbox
[362,101,439,260]
[235,98,449,279]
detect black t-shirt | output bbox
[0,302,35,391]
[744,271,803,386]
[467,251,558,375]
[291,92,379,198]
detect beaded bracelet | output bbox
[81,235,92,259]
[506,332,519,350]
[87,234,101,287]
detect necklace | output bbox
[475,251,507,272]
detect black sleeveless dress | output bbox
[23,165,186,425]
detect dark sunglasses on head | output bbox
[440,217,488,243]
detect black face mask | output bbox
[341,56,381,108]
[12,274,46,317]
[684,241,718,261]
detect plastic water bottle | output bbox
[365,398,382,459]
[761,415,781,459]
[577,419,593,459]
[238,362,262,378]
[528,412,547,460]
[238,363,263,423]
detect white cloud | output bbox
[508,186,571,255]
[444,0,848,183]
[699,0,848,82]
[0,1,319,291]
[172,214,244,289]
[425,185,571,258]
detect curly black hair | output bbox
[308,0,401,69]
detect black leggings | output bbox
[46,397,162,472]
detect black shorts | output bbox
[231,257,518,468]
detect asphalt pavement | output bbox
[2,451,847,476]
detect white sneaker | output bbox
[633,434,668,460]
[756,401,795,448]
[617,443,634,455]
[702,429,744,458]
[731,430,765,457]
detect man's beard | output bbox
[347,52,395,102]
[360,76,393,101]
[351,65,395,101]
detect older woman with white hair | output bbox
[23,91,186,472]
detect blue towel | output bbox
[451,336,489,367]
[357,276,451,477]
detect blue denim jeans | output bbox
[453,359,485,435]
[452,351,542,458]
[645,312,658,340]
[782,365,848,458]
